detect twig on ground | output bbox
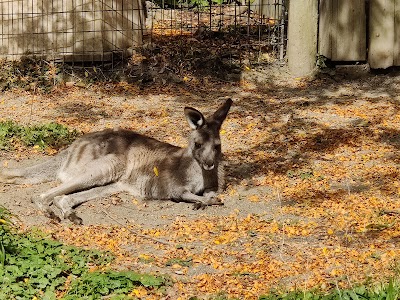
[379,209,400,216]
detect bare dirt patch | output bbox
[1,66,400,298]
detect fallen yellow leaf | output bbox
[248,195,260,202]
[153,166,159,177]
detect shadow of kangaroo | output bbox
[0,99,232,225]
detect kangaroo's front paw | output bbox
[192,197,224,210]
[204,197,224,207]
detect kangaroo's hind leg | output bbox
[54,183,123,225]
[33,154,124,222]
[0,150,67,184]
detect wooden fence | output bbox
[0,0,145,61]
[369,0,400,68]
[319,0,400,69]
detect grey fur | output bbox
[0,99,232,224]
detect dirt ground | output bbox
[1,64,400,298]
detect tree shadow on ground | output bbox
[227,123,374,182]
[379,127,400,151]
[57,102,124,123]
[219,79,400,199]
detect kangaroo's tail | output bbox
[0,150,68,184]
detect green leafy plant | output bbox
[65,270,165,299]
[0,205,15,266]
[259,280,400,300]
[0,120,21,150]
[0,121,79,150]
[19,122,79,149]
[286,169,315,180]
[0,207,167,299]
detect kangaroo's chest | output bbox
[186,175,205,195]
[122,154,219,199]
[186,165,219,195]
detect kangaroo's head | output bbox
[184,99,232,171]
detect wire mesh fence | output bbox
[145,0,286,60]
[0,0,287,85]
[130,0,287,83]
[0,0,145,62]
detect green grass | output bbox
[259,281,400,300]
[0,206,167,300]
[0,121,79,150]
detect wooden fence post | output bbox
[287,0,319,76]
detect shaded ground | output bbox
[1,65,400,299]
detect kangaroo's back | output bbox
[58,128,182,183]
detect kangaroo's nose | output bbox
[203,163,215,171]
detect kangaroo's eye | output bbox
[194,142,202,149]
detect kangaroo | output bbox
[0,99,232,225]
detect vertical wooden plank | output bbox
[318,0,332,58]
[319,0,366,61]
[3,1,10,57]
[50,0,56,54]
[394,1,400,65]
[14,1,21,55]
[10,0,16,57]
[0,2,4,56]
[334,0,366,61]
[250,0,283,22]
[369,0,395,69]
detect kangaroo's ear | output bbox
[184,107,205,129]
[211,98,233,127]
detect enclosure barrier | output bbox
[0,0,145,62]
[0,0,286,63]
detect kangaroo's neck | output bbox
[180,147,200,167]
